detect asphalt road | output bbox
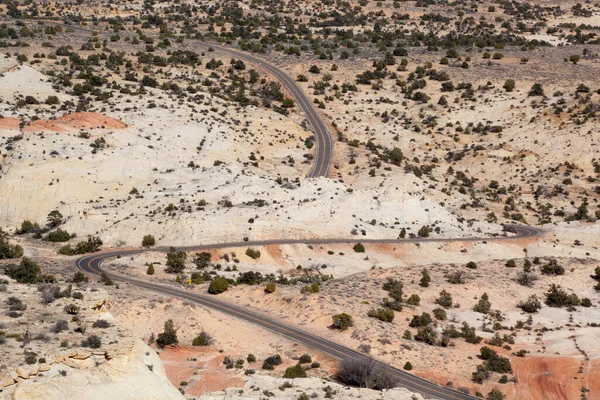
[195,42,333,178]
[76,225,542,400]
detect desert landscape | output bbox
[1,0,600,399]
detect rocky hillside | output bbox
[0,275,182,400]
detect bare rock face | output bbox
[0,278,183,400]
[199,376,426,400]
[11,340,183,400]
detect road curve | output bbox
[9,19,333,178]
[196,42,333,178]
[76,225,542,400]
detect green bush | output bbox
[47,228,71,242]
[156,319,178,348]
[435,290,453,309]
[433,308,447,320]
[474,293,491,314]
[301,282,320,294]
[465,261,477,269]
[403,361,413,370]
[420,268,431,287]
[298,354,312,364]
[146,263,155,275]
[4,258,40,283]
[81,335,102,349]
[352,242,365,253]
[505,259,516,268]
[0,236,24,259]
[283,364,307,378]
[166,247,187,273]
[208,276,229,294]
[406,294,420,306]
[265,282,276,293]
[192,331,213,346]
[245,248,261,259]
[367,308,394,322]
[331,313,354,331]
[142,235,156,247]
[545,284,579,308]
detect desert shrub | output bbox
[72,292,83,300]
[487,389,506,400]
[58,245,74,255]
[545,284,579,308]
[367,308,394,322]
[516,270,537,287]
[92,320,111,328]
[300,282,320,294]
[540,259,564,275]
[529,83,544,96]
[64,304,80,315]
[474,293,491,314]
[73,236,103,254]
[192,331,213,346]
[262,354,282,370]
[420,268,430,287]
[480,347,511,373]
[353,243,365,253]
[382,278,403,302]
[406,294,420,306]
[72,271,88,283]
[299,354,312,364]
[194,252,211,269]
[6,296,26,311]
[142,235,156,247]
[4,258,40,283]
[447,271,466,284]
[156,319,178,348]
[265,282,276,293]
[505,259,516,268]
[247,354,256,363]
[436,290,453,308]
[208,277,228,294]
[414,325,437,345]
[503,79,515,92]
[433,308,447,320]
[518,295,542,313]
[81,335,101,349]
[335,358,398,390]
[18,220,40,234]
[331,313,354,331]
[465,261,477,269]
[409,313,432,328]
[237,271,264,285]
[46,228,71,242]
[99,272,113,286]
[245,248,261,259]
[51,320,69,333]
[166,247,187,273]
[283,364,307,378]
[146,263,155,275]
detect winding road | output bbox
[5,17,543,400]
[77,225,542,400]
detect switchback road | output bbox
[76,225,542,400]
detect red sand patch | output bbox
[160,347,245,397]
[0,112,126,133]
[510,356,584,400]
[0,117,20,130]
